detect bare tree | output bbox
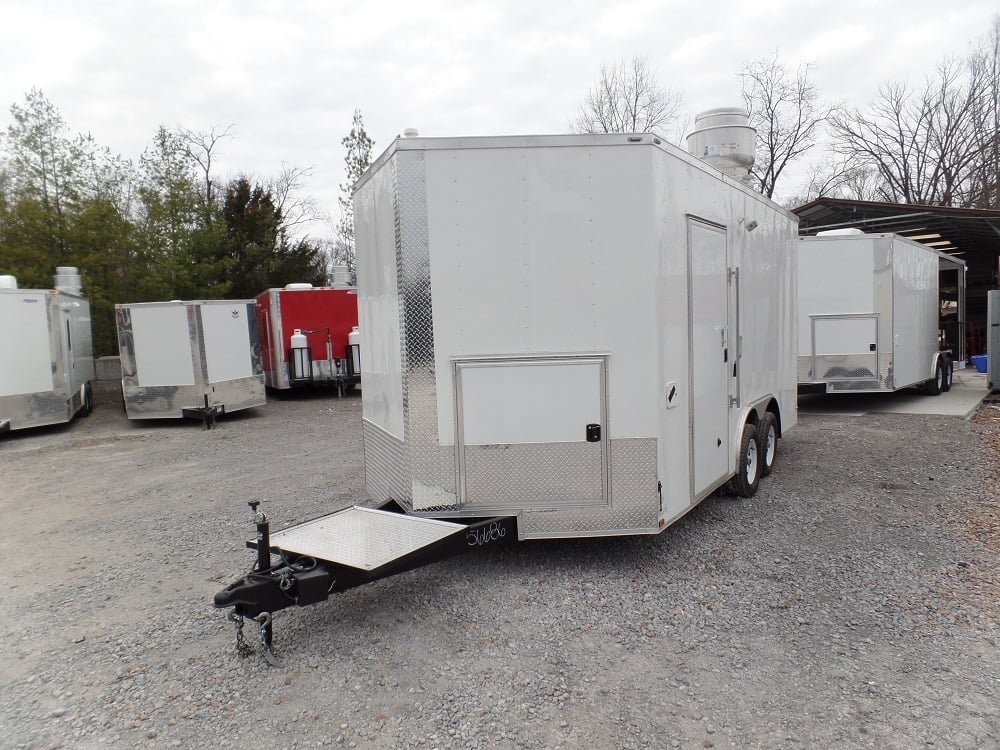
[269,163,326,235]
[967,15,1000,208]
[740,53,835,199]
[177,124,234,223]
[828,59,981,206]
[573,57,682,137]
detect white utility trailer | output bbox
[798,231,966,395]
[115,300,265,427]
[214,129,799,653]
[0,267,95,433]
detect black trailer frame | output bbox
[214,501,516,660]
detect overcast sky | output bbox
[1,0,996,240]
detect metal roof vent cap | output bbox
[686,107,756,183]
[54,266,83,295]
[402,128,419,138]
[331,265,352,288]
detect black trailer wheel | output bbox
[924,362,944,396]
[731,423,761,498]
[759,412,778,477]
[941,359,953,392]
[80,383,93,417]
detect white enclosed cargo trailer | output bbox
[349,132,798,537]
[115,300,265,426]
[214,130,800,653]
[798,231,966,394]
[0,268,96,433]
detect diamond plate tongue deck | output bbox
[267,506,467,571]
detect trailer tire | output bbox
[731,423,761,498]
[80,383,93,417]
[941,359,953,392]
[924,362,944,396]
[759,412,778,478]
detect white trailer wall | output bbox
[891,238,939,388]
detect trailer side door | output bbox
[688,219,731,496]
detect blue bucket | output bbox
[971,354,988,373]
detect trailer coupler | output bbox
[213,563,332,616]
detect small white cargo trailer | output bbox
[215,130,799,653]
[798,231,966,395]
[115,299,265,427]
[0,267,96,433]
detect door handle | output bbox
[586,424,601,442]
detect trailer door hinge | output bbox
[729,395,739,408]
[728,267,739,283]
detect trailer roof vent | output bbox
[284,283,313,290]
[0,275,17,290]
[816,228,865,236]
[331,265,353,288]
[403,128,420,138]
[686,107,756,185]
[54,266,82,295]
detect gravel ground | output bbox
[2,386,998,750]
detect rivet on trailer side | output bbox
[0,267,96,434]
[214,115,799,660]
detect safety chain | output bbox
[254,613,282,667]
[228,610,281,666]
[228,611,253,658]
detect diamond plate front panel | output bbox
[463,442,605,509]
[394,150,458,509]
[123,384,205,418]
[268,507,464,570]
[806,353,893,391]
[208,376,266,412]
[518,438,660,538]
[0,392,70,430]
[362,419,409,507]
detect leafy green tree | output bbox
[2,88,84,267]
[133,126,206,299]
[336,109,374,273]
[222,176,326,298]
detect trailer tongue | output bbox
[213,502,515,660]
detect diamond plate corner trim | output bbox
[116,306,138,389]
[362,418,410,509]
[245,302,264,375]
[393,149,458,510]
[189,303,209,388]
[518,438,660,538]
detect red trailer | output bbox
[255,283,360,391]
